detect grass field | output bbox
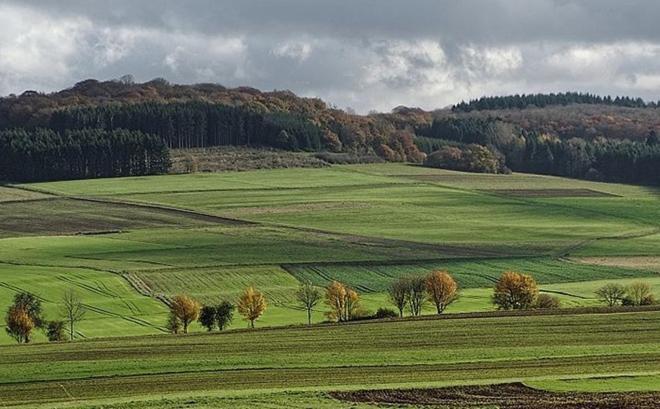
[0,163,659,407]
[0,309,658,407]
[0,163,658,342]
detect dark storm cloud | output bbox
[1,0,660,111]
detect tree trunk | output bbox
[307,308,312,325]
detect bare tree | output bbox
[595,283,626,307]
[61,289,86,341]
[388,278,410,317]
[408,276,427,317]
[296,281,321,325]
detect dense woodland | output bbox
[419,117,660,184]
[0,128,169,182]
[0,78,658,184]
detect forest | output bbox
[419,117,660,184]
[0,79,658,184]
[452,91,656,112]
[0,128,169,182]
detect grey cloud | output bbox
[2,1,660,112]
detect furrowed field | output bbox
[1,309,659,408]
[0,163,659,407]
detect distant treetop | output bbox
[452,92,657,112]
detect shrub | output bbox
[373,308,399,319]
[534,294,561,309]
[45,320,66,342]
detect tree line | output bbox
[5,275,656,343]
[49,102,324,151]
[419,117,660,185]
[452,92,656,112]
[0,128,170,182]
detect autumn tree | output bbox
[5,306,34,343]
[198,305,217,331]
[296,281,321,325]
[425,271,458,314]
[595,283,626,307]
[408,276,427,317]
[324,281,361,322]
[12,292,43,328]
[237,287,267,328]
[388,278,410,317]
[325,281,347,322]
[216,301,234,330]
[169,295,201,334]
[62,289,86,340]
[492,272,539,310]
[344,287,361,321]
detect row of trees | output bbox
[4,290,85,343]
[596,282,656,307]
[166,287,267,333]
[452,92,654,112]
[50,102,325,151]
[0,128,170,182]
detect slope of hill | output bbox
[1,163,658,343]
[1,80,659,185]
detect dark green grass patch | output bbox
[284,257,658,293]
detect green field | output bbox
[0,164,658,340]
[0,163,659,407]
[0,309,658,407]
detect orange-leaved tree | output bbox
[169,294,201,334]
[324,281,361,322]
[425,271,458,314]
[492,271,539,310]
[237,286,267,328]
[5,306,34,343]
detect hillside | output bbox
[1,163,659,343]
[1,80,659,185]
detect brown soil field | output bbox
[484,189,617,197]
[331,382,660,408]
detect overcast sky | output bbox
[2,0,660,112]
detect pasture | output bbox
[0,163,657,343]
[0,309,658,407]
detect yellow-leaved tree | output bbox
[237,286,267,328]
[169,294,201,334]
[492,271,539,310]
[425,271,458,314]
[324,281,361,322]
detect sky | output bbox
[2,0,660,113]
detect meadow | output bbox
[0,163,659,407]
[0,163,658,341]
[0,308,659,408]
